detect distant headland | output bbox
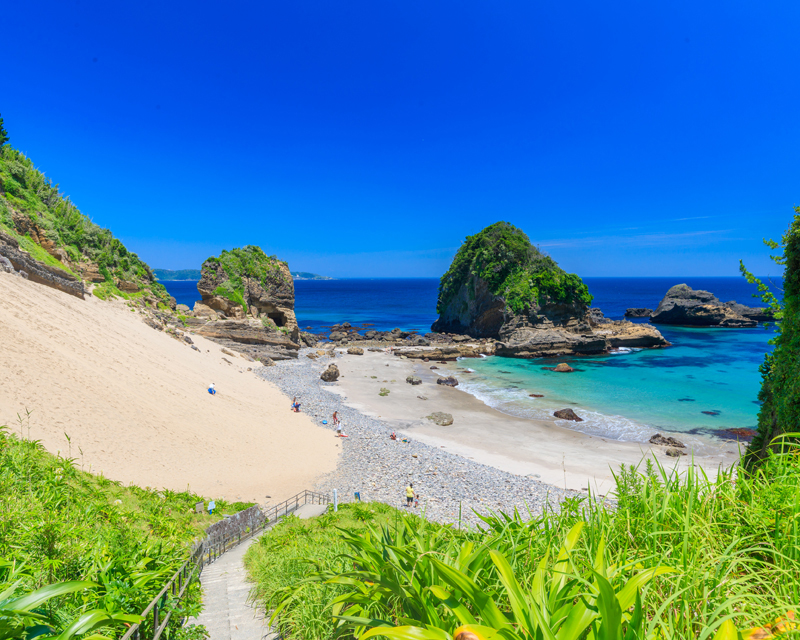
[154,268,333,281]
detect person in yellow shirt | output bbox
[405,483,415,507]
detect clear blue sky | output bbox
[2,1,798,277]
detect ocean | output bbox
[161,277,778,442]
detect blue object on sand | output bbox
[322,420,328,424]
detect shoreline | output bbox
[327,349,738,494]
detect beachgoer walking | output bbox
[332,411,340,427]
[291,397,301,412]
[405,483,414,507]
[208,383,216,395]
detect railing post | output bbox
[153,603,159,638]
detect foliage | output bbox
[741,207,799,467]
[249,448,800,640]
[0,113,8,148]
[0,145,170,304]
[0,424,241,637]
[202,246,290,315]
[436,222,592,315]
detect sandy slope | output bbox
[0,274,338,503]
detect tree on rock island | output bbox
[741,206,800,468]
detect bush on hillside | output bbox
[741,206,800,467]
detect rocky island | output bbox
[185,246,310,361]
[650,284,771,327]
[432,222,668,357]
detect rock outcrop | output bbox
[649,433,685,448]
[427,412,454,426]
[197,246,298,334]
[0,231,84,299]
[431,222,669,358]
[650,284,767,327]
[191,247,302,359]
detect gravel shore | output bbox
[257,349,580,528]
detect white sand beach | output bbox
[0,274,338,503]
[329,350,738,494]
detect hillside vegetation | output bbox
[0,145,170,304]
[0,422,249,639]
[436,222,592,315]
[742,206,800,465]
[248,452,800,640]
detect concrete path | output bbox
[191,536,274,640]
[190,503,330,640]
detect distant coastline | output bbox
[154,268,333,281]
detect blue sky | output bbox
[2,1,798,277]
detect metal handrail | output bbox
[119,489,330,640]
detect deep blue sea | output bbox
[161,277,778,441]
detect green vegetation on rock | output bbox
[741,206,800,467]
[202,246,290,312]
[0,145,169,303]
[437,222,592,315]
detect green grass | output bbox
[0,422,248,639]
[247,447,800,640]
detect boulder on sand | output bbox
[649,433,685,448]
[553,408,583,421]
[406,376,422,385]
[347,347,364,355]
[320,364,340,382]
[427,412,454,426]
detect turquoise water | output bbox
[455,325,774,442]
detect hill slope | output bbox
[0,146,170,304]
[0,273,337,502]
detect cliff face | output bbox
[0,146,171,306]
[651,284,770,327]
[433,222,668,357]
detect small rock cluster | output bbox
[257,349,581,528]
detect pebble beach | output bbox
[257,348,580,528]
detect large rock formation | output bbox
[190,246,302,360]
[196,246,298,333]
[432,222,669,358]
[650,284,769,327]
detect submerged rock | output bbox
[553,408,583,421]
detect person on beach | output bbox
[291,397,301,412]
[208,383,216,395]
[332,411,340,427]
[405,483,415,507]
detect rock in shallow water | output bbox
[649,433,685,448]
[553,408,583,421]
[436,376,459,387]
